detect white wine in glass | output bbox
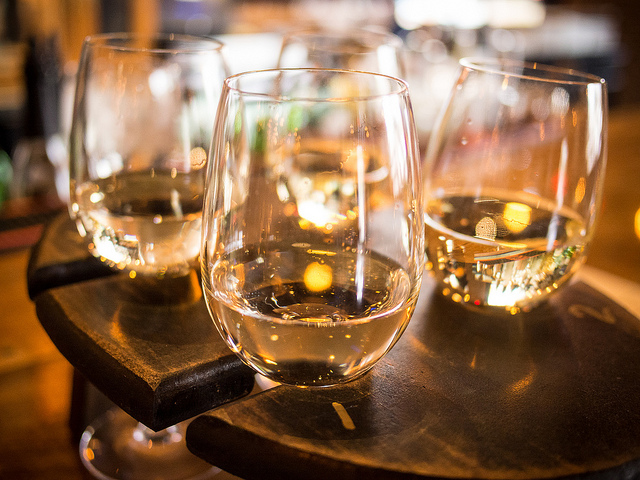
[70,33,227,278]
[201,68,424,387]
[423,58,608,313]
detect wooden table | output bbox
[12,105,640,478]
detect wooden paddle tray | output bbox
[34,271,255,432]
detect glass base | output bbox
[79,408,223,480]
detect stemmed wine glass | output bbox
[200,68,424,387]
[277,26,406,78]
[68,33,228,479]
[423,58,608,314]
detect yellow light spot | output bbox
[190,147,208,169]
[329,355,335,361]
[306,249,337,256]
[129,271,137,279]
[270,334,279,341]
[635,208,640,240]
[304,262,333,292]
[574,177,586,204]
[84,448,95,461]
[299,218,311,230]
[442,287,451,296]
[332,402,356,430]
[503,202,531,233]
[451,293,462,303]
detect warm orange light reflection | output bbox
[110,306,126,342]
[635,207,640,240]
[510,369,536,394]
[304,262,333,292]
[574,177,586,204]
[503,202,531,233]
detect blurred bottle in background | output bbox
[9,35,62,202]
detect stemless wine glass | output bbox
[423,58,608,314]
[201,68,424,387]
[277,26,406,78]
[68,33,228,479]
[70,33,228,278]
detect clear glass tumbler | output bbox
[423,58,608,314]
[69,33,228,278]
[201,68,424,386]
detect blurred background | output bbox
[0,0,635,239]
[0,1,637,478]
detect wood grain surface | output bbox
[34,272,256,431]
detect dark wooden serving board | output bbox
[187,279,640,480]
[33,256,255,432]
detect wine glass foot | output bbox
[79,407,221,480]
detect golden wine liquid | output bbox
[74,171,203,276]
[425,192,587,312]
[202,246,418,386]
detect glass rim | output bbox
[223,67,409,102]
[82,32,225,54]
[460,57,606,86]
[281,26,404,51]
